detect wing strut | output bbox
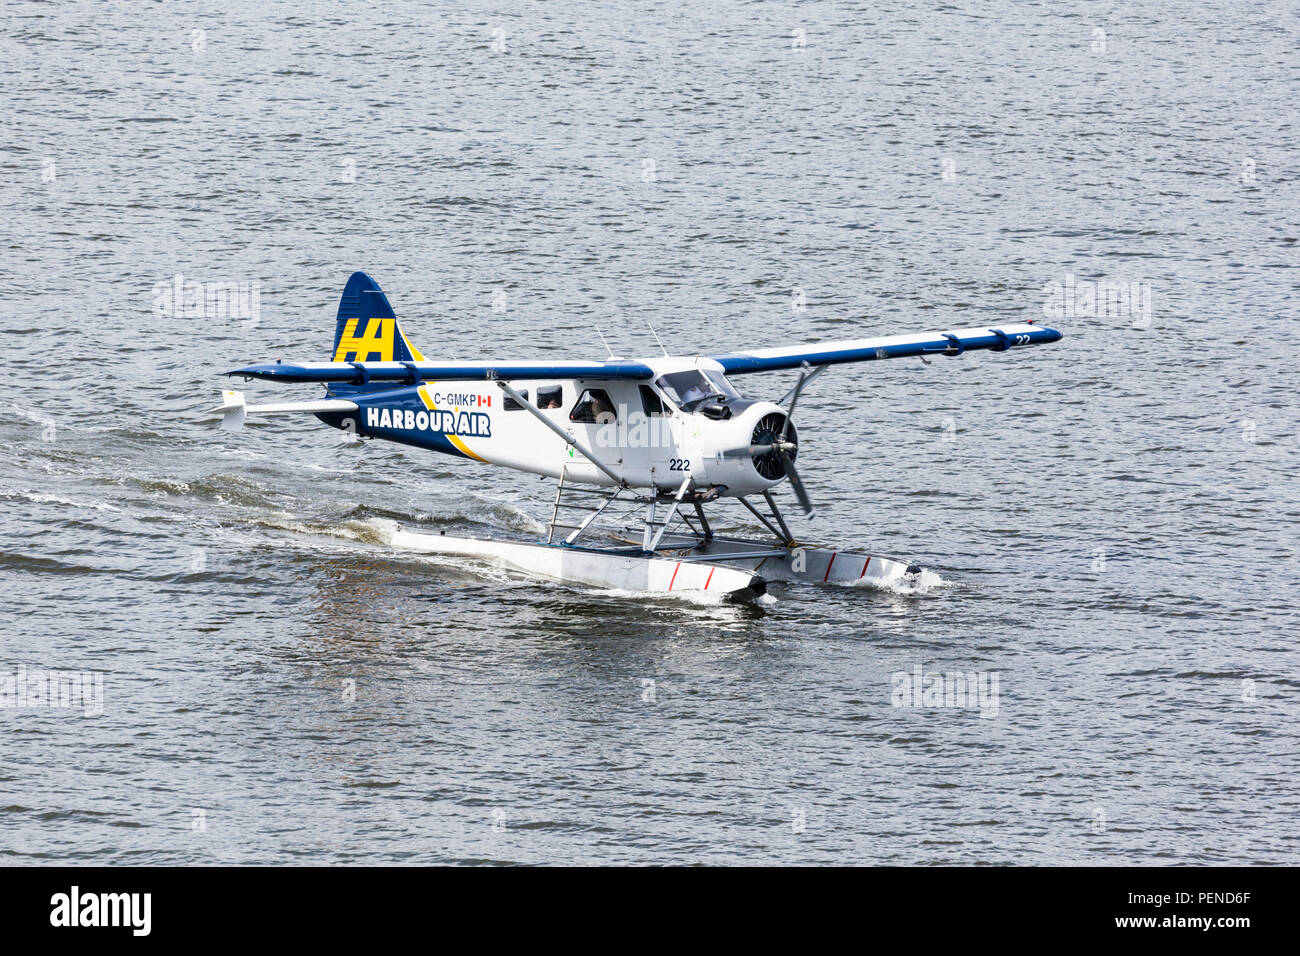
[494,380,625,487]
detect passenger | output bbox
[589,392,615,424]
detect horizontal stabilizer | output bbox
[209,390,358,430]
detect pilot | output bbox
[678,378,712,406]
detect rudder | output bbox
[331,272,425,362]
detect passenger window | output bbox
[570,388,617,424]
[639,384,666,417]
[504,388,529,411]
[536,385,563,410]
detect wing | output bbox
[228,359,656,385]
[709,323,1061,374]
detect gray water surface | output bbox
[1,1,1296,864]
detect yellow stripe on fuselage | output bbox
[417,383,486,462]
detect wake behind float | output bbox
[213,272,1061,601]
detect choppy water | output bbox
[1,1,1297,864]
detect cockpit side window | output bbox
[639,384,666,416]
[504,388,530,411]
[570,388,617,424]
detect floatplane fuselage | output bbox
[308,358,796,497]
[215,272,1062,601]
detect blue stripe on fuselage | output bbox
[316,385,476,459]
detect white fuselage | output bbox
[330,356,792,497]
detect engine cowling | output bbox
[690,400,798,497]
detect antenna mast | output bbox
[595,326,616,359]
[647,323,669,357]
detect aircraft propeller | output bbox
[715,363,815,515]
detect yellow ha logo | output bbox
[334,318,395,362]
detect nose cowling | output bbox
[749,411,797,479]
[695,401,798,496]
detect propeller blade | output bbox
[780,365,811,441]
[779,450,813,514]
[716,441,796,461]
[776,364,827,406]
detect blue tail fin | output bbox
[331,272,424,363]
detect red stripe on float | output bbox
[704,567,714,590]
[860,557,871,578]
[668,562,681,591]
[824,552,837,582]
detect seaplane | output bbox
[213,272,1062,601]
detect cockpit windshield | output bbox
[655,369,740,411]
